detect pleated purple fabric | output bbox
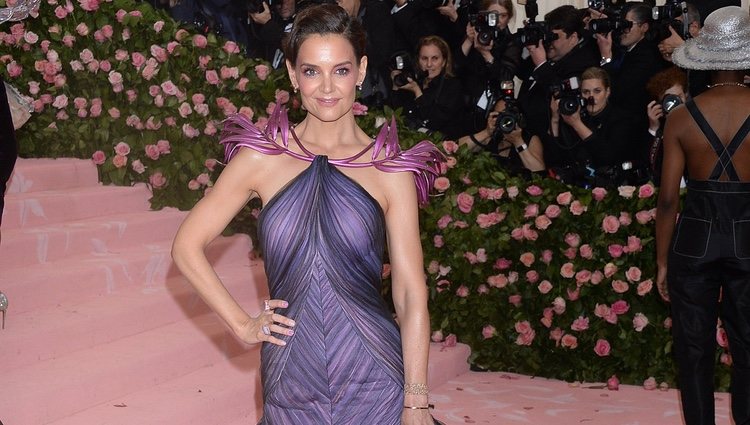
[219,106,444,424]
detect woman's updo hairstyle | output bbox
[283,3,367,66]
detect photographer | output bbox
[389,36,466,139]
[595,2,667,119]
[645,66,688,185]
[459,97,545,175]
[457,0,522,134]
[548,67,643,187]
[247,0,297,67]
[516,5,599,153]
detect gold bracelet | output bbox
[404,383,429,395]
[403,405,430,410]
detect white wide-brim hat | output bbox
[672,6,750,71]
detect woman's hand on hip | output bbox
[235,299,295,346]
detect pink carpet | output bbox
[0,158,733,424]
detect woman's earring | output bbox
[356,83,362,91]
[293,86,298,94]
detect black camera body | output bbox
[492,81,525,136]
[469,11,500,46]
[589,17,631,34]
[390,53,425,88]
[551,77,589,116]
[514,21,557,47]
[652,0,689,41]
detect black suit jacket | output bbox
[0,76,18,225]
[604,39,668,118]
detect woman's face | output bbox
[286,34,366,123]
[418,44,446,80]
[484,4,511,30]
[581,78,609,116]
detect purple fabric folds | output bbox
[219,105,445,205]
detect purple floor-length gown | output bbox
[220,106,443,425]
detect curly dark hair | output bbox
[646,67,688,101]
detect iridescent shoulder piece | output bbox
[219,104,293,162]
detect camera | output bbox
[587,0,625,12]
[652,0,689,41]
[589,17,631,34]
[390,53,425,88]
[469,11,499,46]
[550,77,589,116]
[514,21,558,47]
[661,93,682,114]
[493,81,526,135]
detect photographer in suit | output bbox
[516,5,598,164]
[457,0,522,135]
[548,67,643,187]
[389,36,465,139]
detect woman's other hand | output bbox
[235,299,296,346]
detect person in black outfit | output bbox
[247,0,297,68]
[656,7,750,425]
[456,0,521,135]
[337,0,397,108]
[389,35,465,139]
[1,75,18,243]
[516,5,598,164]
[645,66,688,186]
[548,67,640,186]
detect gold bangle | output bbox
[403,406,430,410]
[404,383,429,395]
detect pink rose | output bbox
[519,252,535,267]
[145,144,160,160]
[456,192,474,214]
[720,353,732,366]
[521,224,538,241]
[108,70,123,85]
[636,210,652,224]
[55,5,68,18]
[608,244,624,258]
[592,187,608,201]
[564,233,581,247]
[515,329,536,346]
[76,23,89,36]
[153,20,165,32]
[611,300,630,315]
[205,69,220,85]
[52,94,68,109]
[89,102,102,117]
[188,179,201,191]
[524,203,539,218]
[604,263,618,278]
[638,183,655,198]
[618,185,636,198]
[223,40,240,54]
[594,304,610,319]
[626,236,643,253]
[575,270,591,285]
[431,330,444,342]
[23,31,38,44]
[508,272,519,283]
[112,154,127,168]
[563,247,577,260]
[561,334,578,349]
[433,176,450,192]
[101,25,113,39]
[526,185,543,196]
[552,297,566,315]
[150,45,168,63]
[556,191,572,205]
[182,123,199,138]
[612,280,629,294]
[664,318,672,329]
[456,285,469,297]
[100,60,111,72]
[352,101,368,116]
[560,262,575,279]
[571,316,589,331]
[91,150,106,165]
[607,375,619,390]
[255,64,270,80]
[204,158,217,171]
[568,288,581,302]
[534,215,552,230]
[625,266,642,283]
[149,172,167,188]
[637,279,653,296]
[131,160,145,174]
[507,186,519,198]
[545,204,561,218]
[442,334,457,348]
[157,139,171,154]
[433,235,444,248]
[494,258,512,270]
[633,313,649,332]
[618,212,632,227]
[508,294,522,307]
[437,214,453,229]
[595,339,611,357]
[108,107,120,118]
[525,270,539,283]
[442,140,458,153]
[550,327,564,344]
[541,250,553,264]
[482,325,496,339]
[602,215,620,233]
[514,320,533,336]
[160,80,178,96]
[487,274,508,289]
[569,200,587,215]
[579,244,593,259]
[537,280,553,294]
[178,102,193,118]
[192,34,208,48]
[643,377,657,390]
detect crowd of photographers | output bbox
[148,0,745,188]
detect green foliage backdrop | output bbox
[1,0,732,389]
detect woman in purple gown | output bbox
[172,4,443,424]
